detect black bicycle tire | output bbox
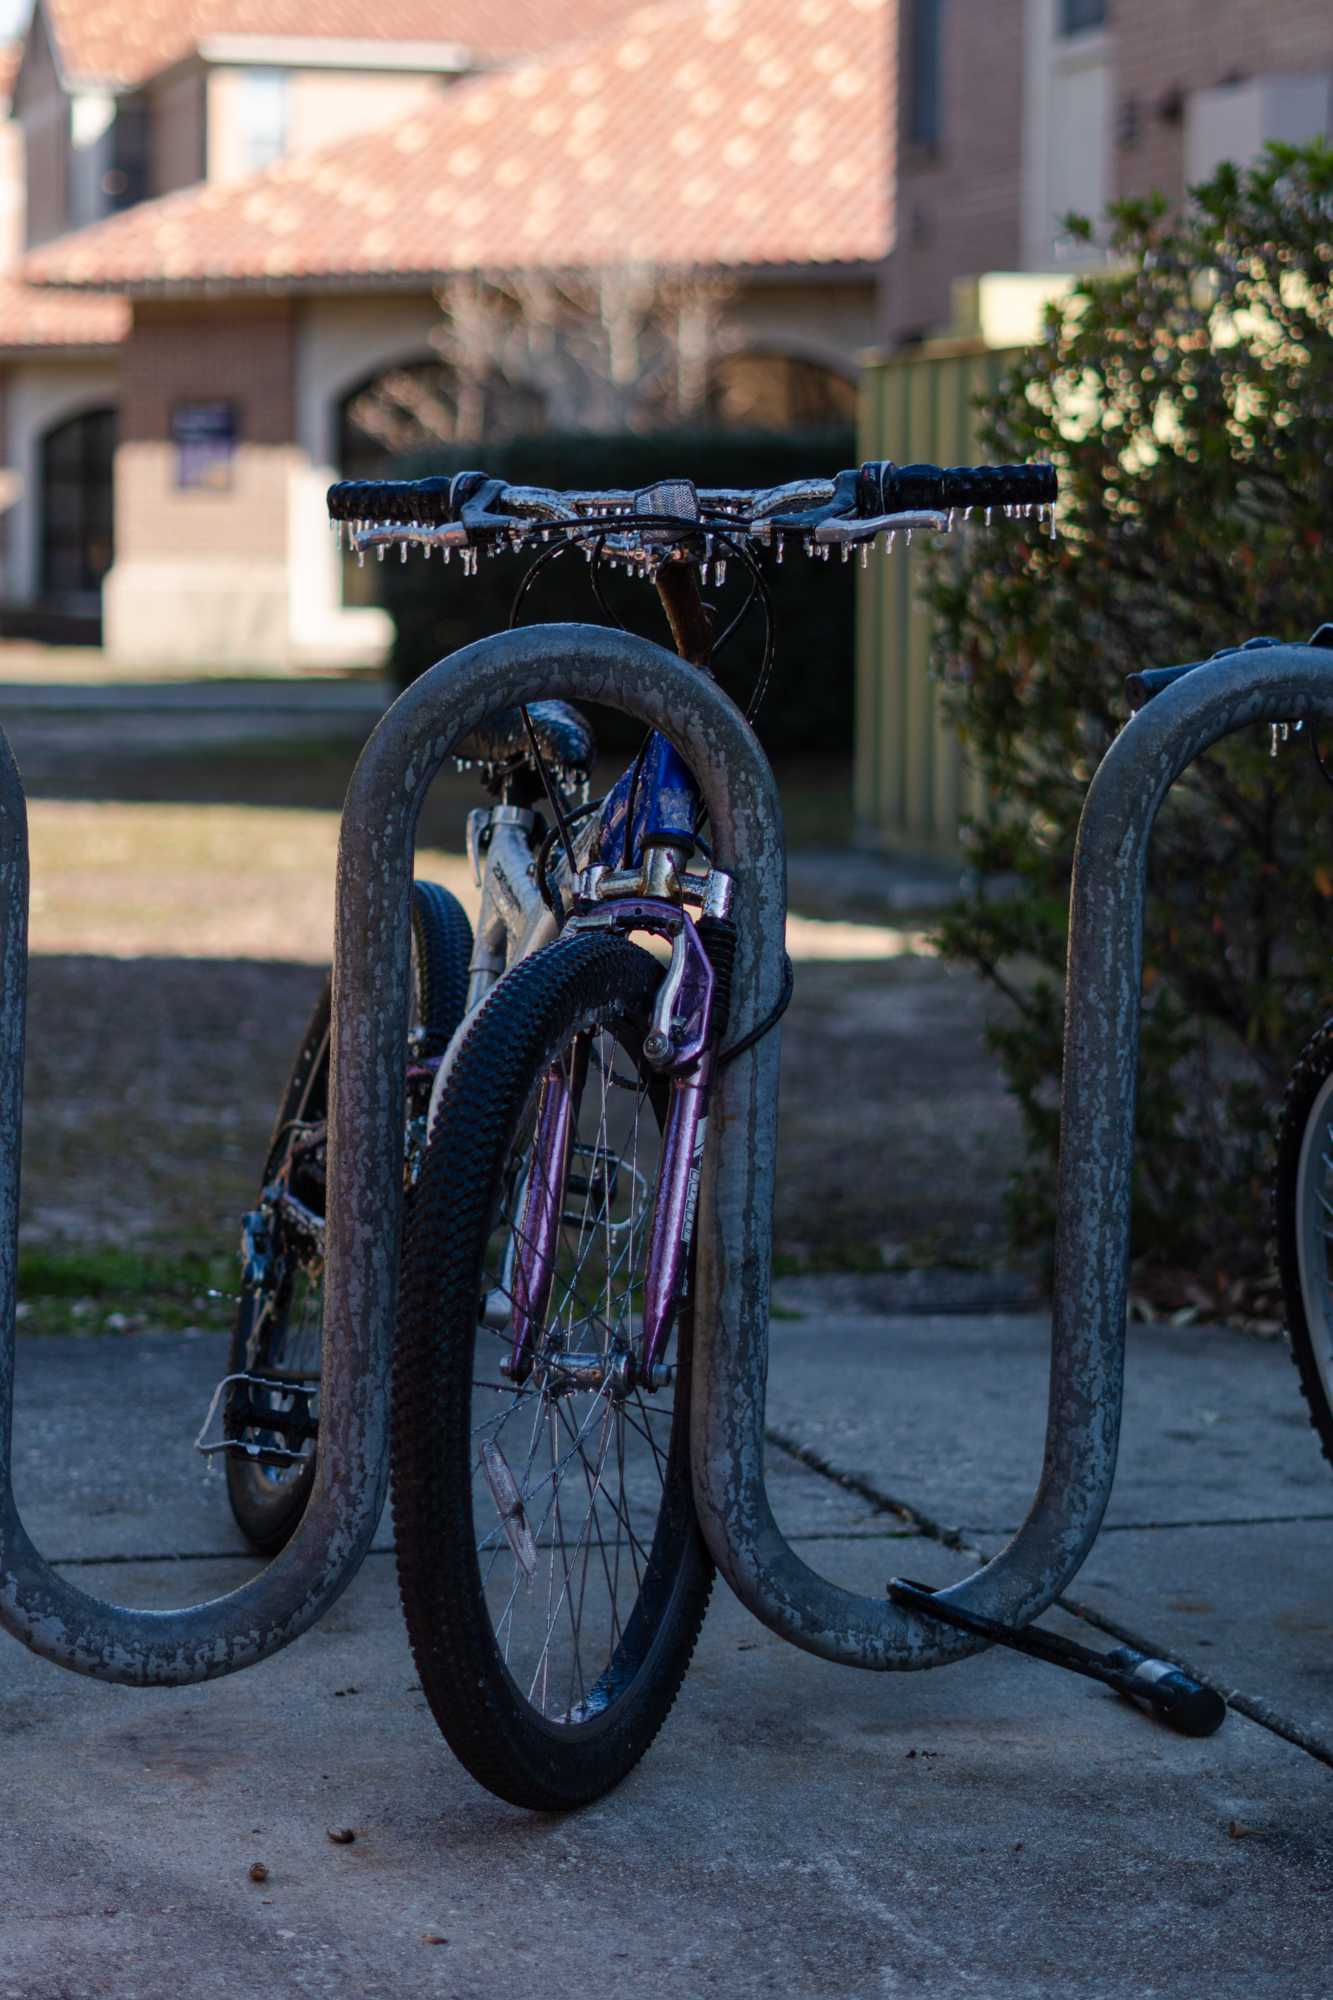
[226,880,474,1553]
[1275,1016,1333,1470]
[392,931,714,1810]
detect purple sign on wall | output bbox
[172,401,237,491]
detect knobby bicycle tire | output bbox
[392,931,714,1810]
[226,880,473,1554]
[1275,1017,1333,1470]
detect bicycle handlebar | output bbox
[324,460,1058,539]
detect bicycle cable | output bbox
[503,509,776,880]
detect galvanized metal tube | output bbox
[0,625,786,1683]
[691,641,1333,1666]
[3,628,1321,1687]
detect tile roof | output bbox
[43,0,652,89]
[0,277,128,350]
[26,0,891,291]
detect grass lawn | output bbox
[11,710,1019,1317]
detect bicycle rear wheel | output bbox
[1275,1017,1333,1469]
[225,880,473,1553]
[392,931,713,1810]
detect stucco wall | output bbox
[287,70,445,157]
[0,113,24,268]
[208,65,445,184]
[288,292,441,666]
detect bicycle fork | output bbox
[503,902,719,1394]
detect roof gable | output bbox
[38,0,653,89]
[25,0,893,290]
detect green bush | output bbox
[923,143,1333,1302]
[375,425,856,755]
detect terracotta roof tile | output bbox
[0,276,128,349]
[44,0,651,88]
[27,0,892,289]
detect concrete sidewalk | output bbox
[1,1306,1330,1999]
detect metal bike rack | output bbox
[693,640,1333,1667]
[0,624,782,1684]
[0,629,1326,1689]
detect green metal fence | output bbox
[855,342,1019,856]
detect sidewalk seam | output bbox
[765,1423,1333,1774]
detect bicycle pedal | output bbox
[562,1143,622,1222]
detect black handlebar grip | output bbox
[857,461,1058,516]
[326,474,465,525]
[940,462,1058,510]
[1124,663,1202,711]
[1103,1649,1227,1737]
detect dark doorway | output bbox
[39,406,117,611]
[708,354,857,429]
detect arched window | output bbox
[40,406,117,607]
[708,353,857,430]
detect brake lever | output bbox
[451,472,523,542]
[814,508,949,544]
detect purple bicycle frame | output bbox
[506,900,716,1385]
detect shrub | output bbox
[375,425,856,755]
[923,143,1333,1302]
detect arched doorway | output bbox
[334,353,550,603]
[39,406,117,611]
[708,353,857,429]
[336,357,458,606]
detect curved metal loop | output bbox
[0,625,783,1683]
[691,641,1333,1667]
[2,629,1325,1688]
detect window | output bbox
[104,99,151,211]
[908,0,942,148]
[237,70,288,173]
[1060,0,1108,34]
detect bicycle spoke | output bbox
[441,983,700,1740]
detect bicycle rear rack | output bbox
[0,630,1328,1687]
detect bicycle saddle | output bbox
[454,699,594,779]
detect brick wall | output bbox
[116,299,298,561]
[883,0,1025,343]
[1114,0,1333,202]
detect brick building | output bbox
[886,0,1333,345]
[5,0,893,666]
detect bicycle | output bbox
[317,456,1058,1809]
[1275,1018,1333,1470]
[197,879,475,1553]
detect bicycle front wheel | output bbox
[392,931,714,1810]
[1276,1018,1333,1470]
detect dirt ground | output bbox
[6,686,1026,1321]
